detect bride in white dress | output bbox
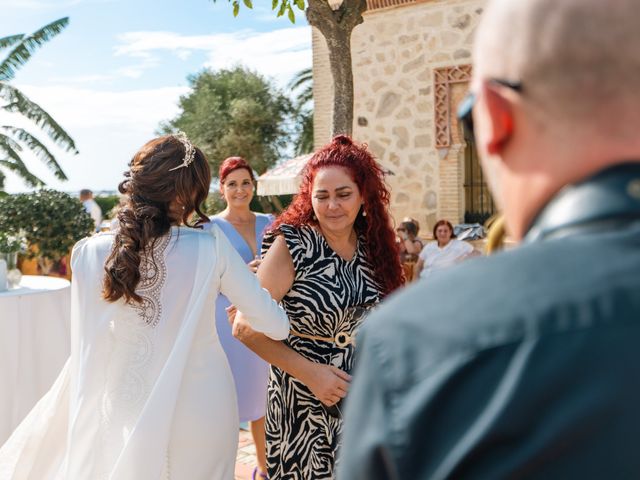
[0,133,289,479]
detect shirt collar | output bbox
[524,162,640,243]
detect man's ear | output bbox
[480,82,515,156]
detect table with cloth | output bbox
[0,275,71,445]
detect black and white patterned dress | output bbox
[262,224,382,479]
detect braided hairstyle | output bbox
[102,134,211,304]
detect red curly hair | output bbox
[272,135,404,296]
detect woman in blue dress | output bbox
[211,157,274,479]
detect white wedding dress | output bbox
[0,225,289,479]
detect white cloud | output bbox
[1,25,313,193]
[2,84,189,193]
[175,50,193,61]
[115,56,161,79]
[48,73,115,84]
[19,84,188,130]
[114,26,312,86]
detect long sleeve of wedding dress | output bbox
[214,224,290,341]
[0,224,289,480]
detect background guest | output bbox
[402,216,420,236]
[416,219,476,280]
[79,188,102,232]
[396,220,423,263]
[209,156,273,480]
[396,220,423,281]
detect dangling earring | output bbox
[312,214,317,221]
[362,210,367,217]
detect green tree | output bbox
[289,67,314,155]
[0,18,78,191]
[159,66,292,178]
[213,0,366,137]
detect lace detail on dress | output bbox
[98,233,171,477]
[132,234,170,326]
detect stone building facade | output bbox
[312,0,492,232]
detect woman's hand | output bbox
[226,305,237,325]
[227,306,257,341]
[247,257,262,274]
[229,307,258,342]
[231,306,349,405]
[300,361,351,406]
[404,237,422,255]
[396,236,407,253]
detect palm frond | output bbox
[0,83,78,153]
[294,110,314,155]
[1,127,67,180]
[289,67,313,110]
[288,67,312,91]
[0,155,45,188]
[0,17,69,82]
[295,88,313,107]
[0,35,25,52]
[0,132,23,154]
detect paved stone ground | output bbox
[235,428,258,480]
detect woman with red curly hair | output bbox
[230,135,403,479]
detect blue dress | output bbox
[212,213,274,422]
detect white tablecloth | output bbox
[0,275,71,445]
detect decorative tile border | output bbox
[433,64,472,148]
[366,0,418,11]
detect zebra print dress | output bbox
[261,224,382,479]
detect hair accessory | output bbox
[168,131,196,172]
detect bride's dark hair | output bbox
[102,134,211,304]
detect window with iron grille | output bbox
[462,124,496,224]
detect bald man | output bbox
[338,0,640,478]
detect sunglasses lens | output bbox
[457,92,476,140]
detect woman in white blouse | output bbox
[0,133,289,479]
[417,219,477,280]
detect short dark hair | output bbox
[80,189,92,197]
[219,156,255,183]
[432,219,455,239]
[399,221,418,237]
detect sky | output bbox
[0,0,311,193]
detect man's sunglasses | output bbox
[457,79,523,141]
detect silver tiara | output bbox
[168,131,196,171]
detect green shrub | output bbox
[0,189,94,263]
[94,194,121,218]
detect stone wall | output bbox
[312,28,333,151]
[312,0,485,232]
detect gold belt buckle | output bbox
[334,332,353,348]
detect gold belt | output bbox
[289,329,355,348]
